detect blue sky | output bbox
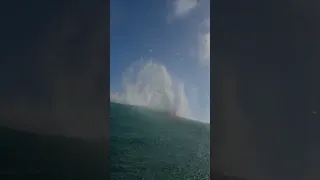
[110,0,210,122]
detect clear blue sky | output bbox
[110,0,210,122]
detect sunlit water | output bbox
[110,102,210,180]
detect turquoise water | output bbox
[110,102,210,180]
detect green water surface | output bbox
[110,102,210,180]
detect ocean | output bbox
[110,102,210,180]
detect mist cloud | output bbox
[173,0,199,18]
[198,18,210,68]
[111,60,191,119]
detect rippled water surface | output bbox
[110,102,210,180]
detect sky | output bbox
[110,0,210,122]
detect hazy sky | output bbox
[110,0,210,122]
